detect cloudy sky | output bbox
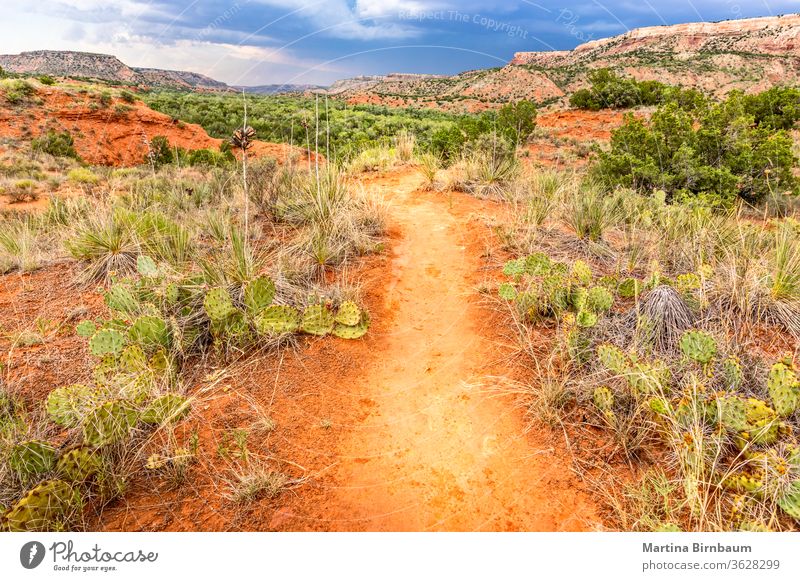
[1,1,797,85]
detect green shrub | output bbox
[119,90,137,104]
[38,75,56,86]
[741,86,800,130]
[570,68,706,111]
[496,100,537,146]
[148,136,173,167]
[593,93,799,206]
[67,167,100,185]
[31,131,80,159]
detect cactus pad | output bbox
[254,305,300,335]
[46,384,99,427]
[89,328,126,357]
[618,277,642,298]
[203,287,236,321]
[333,311,370,340]
[524,253,552,276]
[777,482,800,521]
[767,362,799,417]
[56,447,101,482]
[1,480,79,532]
[82,400,138,447]
[502,258,526,278]
[585,286,613,313]
[105,284,139,315]
[597,344,629,375]
[575,310,598,328]
[244,276,276,315]
[119,344,149,373]
[570,260,592,286]
[75,320,97,338]
[593,386,614,412]
[720,356,743,390]
[141,393,191,425]
[498,283,517,300]
[136,254,158,277]
[679,330,717,364]
[128,315,171,351]
[334,301,362,326]
[8,440,58,477]
[300,304,335,336]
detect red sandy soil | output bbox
[0,85,315,166]
[536,109,634,142]
[6,167,596,531]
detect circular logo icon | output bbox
[20,541,46,569]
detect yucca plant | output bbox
[564,184,614,242]
[0,219,41,272]
[301,166,349,228]
[769,222,800,302]
[66,217,138,282]
[417,152,440,190]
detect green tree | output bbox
[496,100,538,146]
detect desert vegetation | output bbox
[0,93,385,529]
[0,53,799,533]
[440,82,800,532]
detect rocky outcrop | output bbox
[0,50,230,91]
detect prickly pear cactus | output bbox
[498,282,517,300]
[56,447,101,482]
[716,396,779,444]
[1,480,79,532]
[569,287,587,311]
[46,384,99,427]
[333,311,370,340]
[82,400,138,447]
[617,277,641,299]
[105,284,140,315]
[597,344,629,375]
[575,310,598,328]
[75,320,97,338]
[8,440,58,477]
[679,330,717,365]
[119,344,149,373]
[93,354,119,386]
[127,315,171,351]
[777,482,800,521]
[570,260,592,286]
[593,386,614,412]
[767,362,799,417]
[716,395,750,433]
[720,356,743,390]
[203,287,236,322]
[243,276,276,316]
[723,470,765,494]
[585,286,613,313]
[334,301,362,326]
[89,328,126,357]
[140,393,190,425]
[163,283,180,307]
[300,304,335,336]
[502,258,527,278]
[136,254,158,277]
[524,253,552,276]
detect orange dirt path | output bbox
[314,169,599,531]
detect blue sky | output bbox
[2,1,798,85]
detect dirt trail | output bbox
[319,169,599,531]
